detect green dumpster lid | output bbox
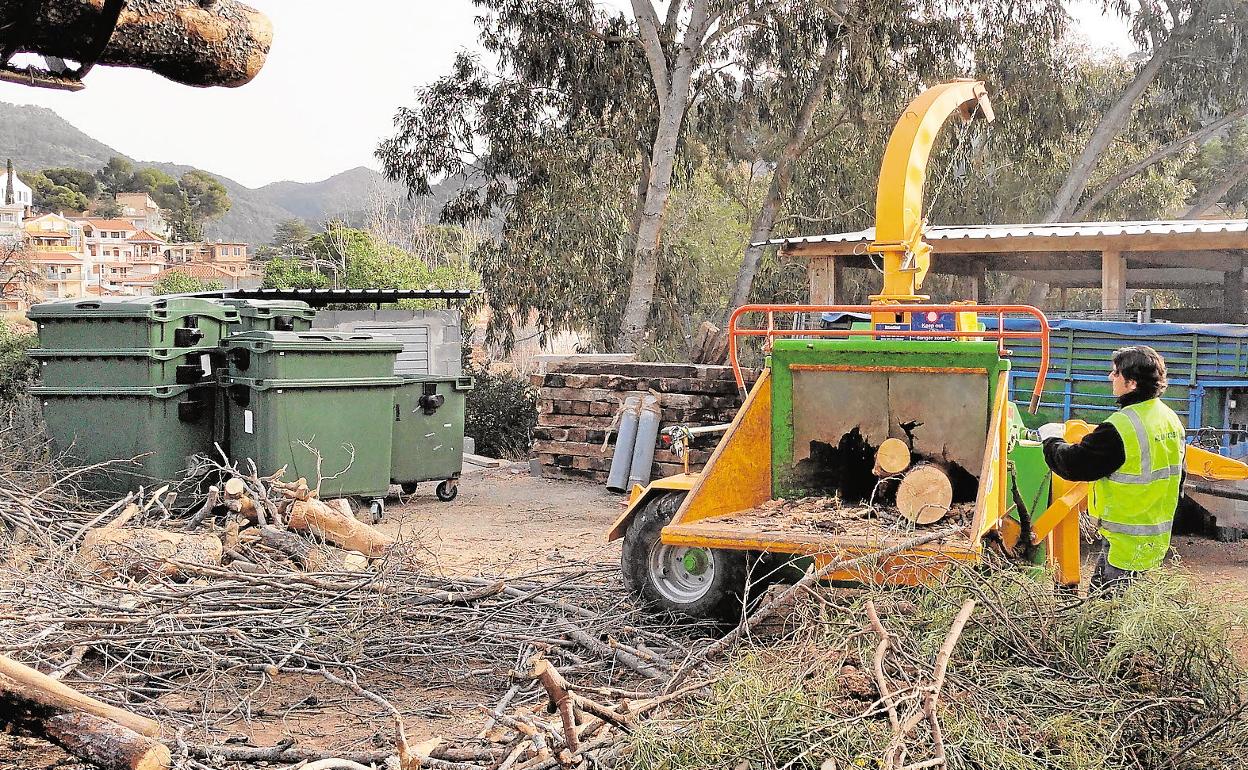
[29,383,206,398]
[27,296,238,322]
[223,375,403,391]
[217,298,317,319]
[220,330,404,353]
[28,347,214,361]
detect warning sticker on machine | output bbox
[244,409,254,434]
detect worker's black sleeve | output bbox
[1042,423,1126,482]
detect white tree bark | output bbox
[1045,39,1174,223]
[722,41,839,327]
[618,0,714,352]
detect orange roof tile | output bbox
[81,219,140,231]
[126,229,166,243]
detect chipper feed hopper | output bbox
[607,80,1248,620]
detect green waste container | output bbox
[28,297,237,350]
[223,375,401,506]
[219,298,317,333]
[28,347,218,388]
[222,331,403,381]
[32,383,216,497]
[391,375,474,501]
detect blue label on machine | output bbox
[875,323,910,339]
[912,310,956,340]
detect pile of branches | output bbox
[0,440,715,770]
[632,562,1248,770]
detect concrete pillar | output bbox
[1224,254,1244,322]
[1101,250,1126,314]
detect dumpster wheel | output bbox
[622,491,760,622]
[436,480,458,502]
[367,499,385,524]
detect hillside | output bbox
[0,102,418,245]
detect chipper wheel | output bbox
[622,491,760,622]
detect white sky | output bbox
[0,1,1135,190]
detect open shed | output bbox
[776,219,1248,321]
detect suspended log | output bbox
[895,464,954,525]
[286,499,394,557]
[0,0,272,87]
[873,438,912,477]
[78,528,223,578]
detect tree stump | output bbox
[895,464,954,525]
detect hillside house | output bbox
[4,214,92,306]
[114,192,170,238]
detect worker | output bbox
[1036,346,1185,593]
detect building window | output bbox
[234,247,242,256]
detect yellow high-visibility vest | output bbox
[1089,398,1185,571]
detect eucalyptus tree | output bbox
[1050,0,1248,221]
[377,1,655,352]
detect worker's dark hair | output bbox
[1112,346,1167,398]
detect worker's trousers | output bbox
[1089,543,1141,595]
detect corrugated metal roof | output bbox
[195,287,477,308]
[770,218,1248,247]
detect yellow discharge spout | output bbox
[870,79,994,305]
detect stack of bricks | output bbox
[531,361,758,483]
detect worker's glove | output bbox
[1037,423,1067,442]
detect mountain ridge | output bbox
[0,102,411,245]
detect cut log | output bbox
[873,438,912,477]
[0,654,161,737]
[257,525,366,572]
[286,499,393,557]
[0,0,272,87]
[44,712,171,770]
[222,477,262,522]
[78,528,223,579]
[895,464,954,525]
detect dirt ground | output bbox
[378,464,626,573]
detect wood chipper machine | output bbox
[607,79,1248,620]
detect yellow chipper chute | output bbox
[606,80,1248,621]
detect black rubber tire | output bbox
[621,491,756,622]
[436,480,458,502]
[368,499,384,525]
[400,482,419,495]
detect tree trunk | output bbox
[1183,158,1248,219]
[43,712,171,770]
[895,464,953,525]
[722,41,839,326]
[618,0,710,353]
[1045,40,1173,223]
[0,654,162,738]
[1075,103,1248,219]
[0,0,272,87]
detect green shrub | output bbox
[0,319,38,401]
[464,363,537,459]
